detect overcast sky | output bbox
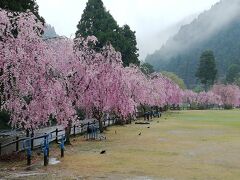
[36,0,220,60]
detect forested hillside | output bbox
[146,0,240,88]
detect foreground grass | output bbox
[1,110,240,179]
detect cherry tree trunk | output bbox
[65,121,72,145]
[98,118,104,133]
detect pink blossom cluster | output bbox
[182,90,222,106]
[0,9,76,129]
[2,9,240,131]
[211,84,240,107]
[122,67,183,108]
[182,84,240,107]
[0,9,190,130]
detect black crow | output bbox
[100,150,106,154]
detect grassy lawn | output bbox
[1,110,240,179]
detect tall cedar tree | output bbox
[195,50,217,91]
[226,64,240,83]
[0,0,44,23]
[75,0,139,66]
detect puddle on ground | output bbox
[128,177,153,180]
[158,138,168,142]
[4,172,47,179]
[49,158,61,165]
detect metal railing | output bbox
[0,118,117,156]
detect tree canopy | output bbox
[0,0,44,22]
[195,50,217,90]
[234,76,240,87]
[226,64,240,83]
[145,0,240,88]
[75,0,139,66]
[140,62,155,75]
[161,71,186,90]
[1,4,240,133]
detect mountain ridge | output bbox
[146,0,240,88]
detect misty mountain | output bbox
[146,0,240,88]
[43,24,59,39]
[139,13,198,60]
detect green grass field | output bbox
[1,110,240,180]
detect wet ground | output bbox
[1,110,240,180]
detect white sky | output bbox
[36,0,220,60]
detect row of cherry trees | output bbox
[182,85,240,108]
[0,9,239,132]
[0,9,182,132]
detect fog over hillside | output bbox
[146,0,240,87]
[36,0,219,60]
[139,13,198,60]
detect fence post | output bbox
[61,146,64,158]
[56,128,58,143]
[44,134,49,166]
[24,139,32,166]
[74,125,76,137]
[26,129,29,137]
[27,149,31,166]
[61,137,64,158]
[45,133,50,157]
[61,136,65,158]
[0,143,2,156]
[31,131,34,150]
[103,119,105,127]
[93,120,96,138]
[87,122,90,140]
[16,136,19,152]
[108,118,110,126]
[94,121,97,139]
[80,124,83,134]
[27,149,31,165]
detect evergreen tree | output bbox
[140,62,155,75]
[119,25,139,66]
[226,64,240,83]
[195,50,217,91]
[75,0,139,66]
[0,0,44,23]
[234,76,240,87]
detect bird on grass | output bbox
[147,127,150,129]
[99,135,107,141]
[138,132,141,136]
[100,150,106,154]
